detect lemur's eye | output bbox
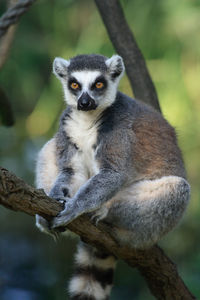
[95,82,104,89]
[71,82,79,89]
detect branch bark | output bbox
[0,167,196,300]
[95,0,161,112]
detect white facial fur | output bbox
[66,70,101,108]
[53,55,125,110]
[72,70,101,91]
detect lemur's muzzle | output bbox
[77,92,97,111]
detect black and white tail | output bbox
[68,241,117,300]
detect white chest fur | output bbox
[64,109,100,178]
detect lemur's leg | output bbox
[97,176,190,249]
[36,138,58,195]
[36,139,88,236]
[35,138,59,236]
[69,241,116,300]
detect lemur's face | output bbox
[66,70,109,111]
[53,54,125,111]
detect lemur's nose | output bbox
[78,92,97,111]
[79,96,90,108]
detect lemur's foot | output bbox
[90,206,109,225]
[36,214,60,241]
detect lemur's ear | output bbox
[53,57,70,79]
[105,55,125,80]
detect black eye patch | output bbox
[68,77,82,93]
[91,75,107,91]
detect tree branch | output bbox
[0,0,18,70]
[0,22,17,69]
[0,166,196,300]
[0,0,37,39]
[94,0,161,112]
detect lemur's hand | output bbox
[36,185,71,240]
[51,199,84,228]
[49,184,71,202]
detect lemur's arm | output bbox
[52,168,125,228]
[48,127,77,200]
[49,169,73,200]
[52,129,132,228]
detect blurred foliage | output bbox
[0,0,200,299]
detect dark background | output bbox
[0,0,200,299]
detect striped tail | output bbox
[69,241,117,300]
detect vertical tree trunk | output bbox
[95,0,161,111]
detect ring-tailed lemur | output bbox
[35,54,190,300]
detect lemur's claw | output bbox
[90,207,109,225]
[51,196,67,205]
[90,214,100,226]
[52,230,60,242]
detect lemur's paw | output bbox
[36,214,60,241]
[36,214,50,233]
[51,201,81,229]
[49,184,71,203]
[91,206,109,225]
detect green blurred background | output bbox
[0,0,200,299]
